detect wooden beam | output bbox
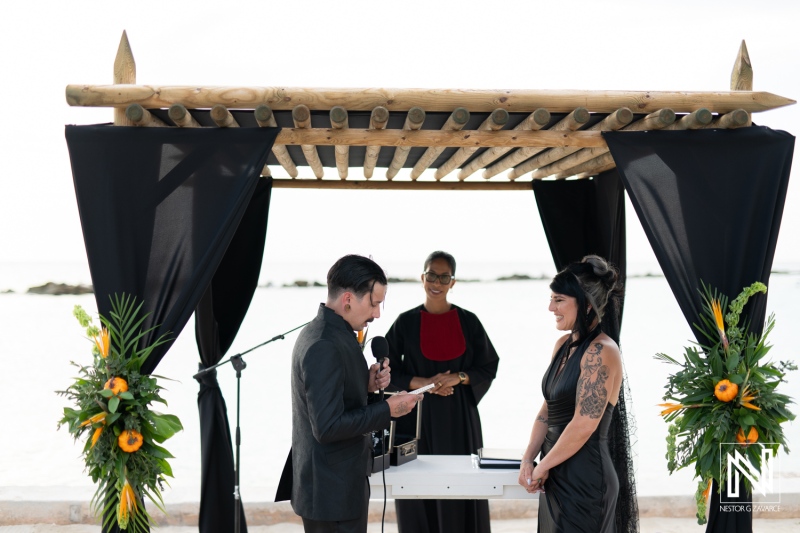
[508,107,632,180]
[663,108,712,130]
[125,104,166,127]
[483,107,590,179]
[530,109,675,179]
[112,31,136,126]
[457,108,550,180]
[293,104,324,178]
[329,106,349,179]
[67,86,797,113]
[270,178,533,191]
[364,106,389,179]
[411,108,470,180]
[701,109,751,129]
[551,152,616,180]
[273,127,608,148]
[255,104,298,178]
[386,107,426,180]
[731,40,753,91]
[435,109,509,180]
[211,104,239,127]
[168,104,201,127]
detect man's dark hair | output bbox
[327,255,388,300]
[423,250,457,276]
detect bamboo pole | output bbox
[386,107,426,180]
[293,104,324,178]
[330,106,349,179]
[457,108,550,180]
[508,108,632,180]
[273,128,607,148]
[435,109,509,180]
[731,40,753,91]
[270,178,533,191]
[364,106,390,179]
[483,107,590,179]
[410,108,470,180]
[211,104,239,127]
[113,31,136,126]
[663,108,713,130]
[67,85,797,114]
[168,104,201,127]
[530,108,675,180]
[255,104,298,178]
[125,104,166,127]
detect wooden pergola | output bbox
[65,32,795,191]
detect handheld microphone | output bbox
[371,336,389,400]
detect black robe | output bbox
[386,304,499,533]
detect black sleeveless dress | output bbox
[538,334,619,532]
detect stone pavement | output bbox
[2,496,798,532]
[2,518,800,532]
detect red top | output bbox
[419,307,466,361]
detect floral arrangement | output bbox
[656,282,795,524]
[57,294,183,532]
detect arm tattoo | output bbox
[536,415,548,424]
[576,343,609,419]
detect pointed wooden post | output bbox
[113,31,136,126]
[731,40,753,91]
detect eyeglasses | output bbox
[423,271,453,284]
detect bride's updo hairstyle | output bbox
[550,255,624,345]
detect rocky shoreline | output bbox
[3,272,676,295]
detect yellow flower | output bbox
[93,327,110,358]
[80,412,107,427]
[741,396,761,411]
[117,479,138,529]
[658,402,685,416]
[91,426,103,448]
[711,299,729,351]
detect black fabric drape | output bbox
[66,125,279,532]
[605,126,794,533]
[66,125,279,373]
[194,178,273,533]
[533,169,627,275]
[605,127,793,346]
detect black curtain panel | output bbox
[66,125,279,374]
[194,178,273,533]
[66,125,279,532]
[533,169,627,280]
[605,126,794,533]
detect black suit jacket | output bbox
[286,304,391,521]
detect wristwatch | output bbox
[458,372,467,384]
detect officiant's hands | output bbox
[429,371,456,396]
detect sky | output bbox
[0,0,799,278]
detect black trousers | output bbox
[302,514,368,533]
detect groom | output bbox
[286,254,422,533]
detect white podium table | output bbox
[368,455,536,500]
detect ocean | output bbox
[1,260,798,503]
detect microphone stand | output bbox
[193,321,309,533]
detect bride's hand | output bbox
[518,461,535,490]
